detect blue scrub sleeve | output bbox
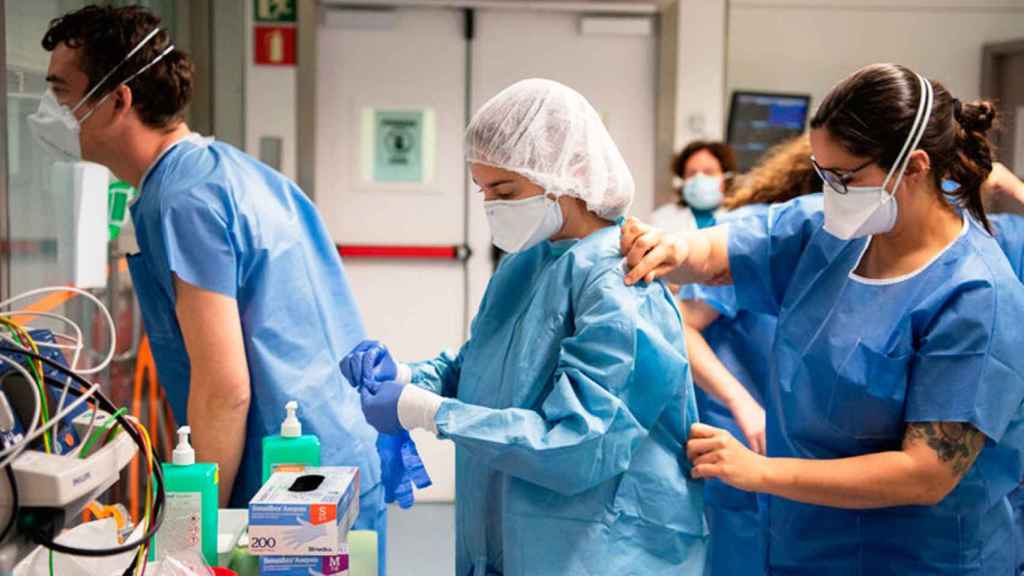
[905,282,1024,442]
[409,346,465,398]
[991,214,1024,280]
[677,283,740,319]
[433,270,688,497]
[727,196,823,315]
[159,185,238,299]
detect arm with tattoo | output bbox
[903,421,986,478]
[688,420,987,509]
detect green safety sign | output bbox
[108,180,136,241]
[373,110,424,183]
[254,0,296,23]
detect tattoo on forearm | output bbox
[903,422,985,477]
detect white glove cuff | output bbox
[396,363,413,384]
[397,385,443,434]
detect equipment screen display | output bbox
[727,92,811,172]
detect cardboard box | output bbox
[248,467,359,556]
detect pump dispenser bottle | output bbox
[262,400,321,482]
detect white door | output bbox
[315,6,467,504]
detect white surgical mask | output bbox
[485,194,565,253]
[682,174,724,211]
[27,28,174,161]
[822,73,934,240]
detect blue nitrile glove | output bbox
[377,431,433,509]
[340,340,398,392]
[359,379,406,435]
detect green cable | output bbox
[79,407,128,459]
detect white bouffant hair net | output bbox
[466,78,635,219]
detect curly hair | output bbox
[42,4,192,129]
[724,133,820,210]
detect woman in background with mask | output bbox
[677,133,819,576]
[651,141,737,232]
[340,79,707,576]
[622,63,1024,575]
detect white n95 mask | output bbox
[28,89,94,160]
[682,174,724,211]
[485,195,565,253]
[822,73,934,240]
[822,184,899,240]
[27,27,174,161]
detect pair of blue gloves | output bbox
[341,340,432,509]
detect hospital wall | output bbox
[727,0,1024,114]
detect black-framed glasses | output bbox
[810,155,874,195]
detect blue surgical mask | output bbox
[682,174,724,211]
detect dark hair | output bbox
[672,140,738,206]
[725,133,821,210]
[810,63,997,231]
[42,5,192,130]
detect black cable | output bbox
[33,374,165,557]
[0,464,18,543]
[0,346,165,559]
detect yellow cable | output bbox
[0,318,51,453]
[130,419,155,576]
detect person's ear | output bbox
[904,150,931,180]
[109,84,133,122]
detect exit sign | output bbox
[254,0,296,23]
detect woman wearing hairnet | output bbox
[342,78,708,575]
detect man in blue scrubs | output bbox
[29,5,389,561]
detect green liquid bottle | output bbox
[151,426,219,566]
[262,400,321,482]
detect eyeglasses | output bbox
[810,155,874,195]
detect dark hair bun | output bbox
[958,100,997,134]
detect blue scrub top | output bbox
[679,205,775,504]
[989,213,1024,576]
[992,214,1024,279]
[128,137,383,525]
[729,195,1024,575]
[679,205,775,576]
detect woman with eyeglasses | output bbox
[621,63,1024,575]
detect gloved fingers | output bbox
[347,352,373,389]
[340,355,358,388]
[400,437,432,489]
[361,351,382,394]
[359,385,376,405]
[394,478,415,509]
[407,463,432,489]
[354,339,379,353]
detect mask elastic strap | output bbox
[71,27,162,114]
[78,43,176,124]
[882,73,934,199]
[886,74,934,199]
